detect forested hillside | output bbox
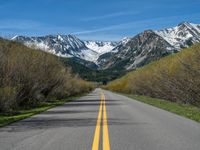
[0,39,93,113]
[106,43,200,107]
[62,57,126,83]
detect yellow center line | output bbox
[92,91,111,150]
[102,93,111,150]
[92,93,103,150]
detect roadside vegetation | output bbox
[0,95,83,127]
[126,95,200,122]
[106,43,200,107]
[0,39,94,115]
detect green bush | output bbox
[0,87,18,112]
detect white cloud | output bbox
[81,11,141,21]
[0,19,42,30]
[74,13,200,36]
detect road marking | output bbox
[92,92,110,150]
[92,93,103,150]
[102,93,111,150]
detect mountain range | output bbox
[12,22,200,71]
[12,35,118,63]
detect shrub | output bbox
[0,39,94,112]
[106,43,200,107]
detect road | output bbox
[0,88,200,150]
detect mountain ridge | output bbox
[98,22,200,70]
[11,22,200,71]
[12,34,119,63]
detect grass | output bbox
[0,95,83,127]
[125,94,200,122]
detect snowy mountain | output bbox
[121,37,131,44]
[98,22,200,70]
[11,22,200,71]
[97,30,176,70]
[12,34,99,62]
[154,22,200,49]
[84,41,118,54]
[12,35,119,63]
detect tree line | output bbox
[61,57,127,83]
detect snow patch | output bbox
[84,41,118,54]
[122,37,131,44]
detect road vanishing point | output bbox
[0,88,200,150]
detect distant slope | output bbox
[12,34,99,62]
[12,35,119,64]
[64,57,99,70]
[61,57,97,80]
[98,30,176,70]
[61,57,126,83]
[84,41,118,54]
[106,43,200,107]
[155,22,200,49]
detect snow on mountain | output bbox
[12,35,119,63]
[154,22,200,49]
[11,35,19,40]
[98,22,200,70]
[12,34,99,62]
[84,41,118,54]
[97,30,176,70]
[121,37,131,44]
[11,22,200,71]
[71,48,99,62]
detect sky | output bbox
[0,0,200,41]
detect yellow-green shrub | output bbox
[107,43,200,107]
[0,39,94,112]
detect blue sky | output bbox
[0,0,200,41]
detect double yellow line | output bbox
[92,92,110,150]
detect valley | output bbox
[1,0,200,149]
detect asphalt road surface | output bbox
[0,88,200,150]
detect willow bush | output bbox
[106,44,200,107]
[0,39,93,112]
